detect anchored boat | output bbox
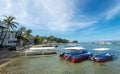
[59,46,93,62]
[60,46,86,59]
[24,45,57,55]
[70,53,91,62]
[89,48,114,62]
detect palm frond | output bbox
[11,22,19,25]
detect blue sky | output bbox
[0,0,120,41]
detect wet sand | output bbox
[0,48,18,65]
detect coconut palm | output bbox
[18,26,26,36]
[0,15,18,47]
[24,29,32,38]
[16,26,26,45]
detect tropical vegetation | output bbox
[0,15,78,47]
[34,35,69,44]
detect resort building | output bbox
[2,31,18,46]
[0,22,7,45]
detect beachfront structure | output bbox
[2,31,18,46]
[0,23,7,45]
[0,21,17,46]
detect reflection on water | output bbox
[1,44,120,74]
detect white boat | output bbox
[24,45,56,55]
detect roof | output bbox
[64,46,85,50]
[93,48,110,51]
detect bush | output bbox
[8,47,16,51]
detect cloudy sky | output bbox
[0,0,120,41]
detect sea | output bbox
[0,43,120,74]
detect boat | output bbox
[24,45,56,55]
[62,50,87,59]
[89,48,114,62]
[60,46,87,60]
[70,53,90,62]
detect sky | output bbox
[0,0,120,42]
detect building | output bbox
[0,23,7,45]
[98,41,106,45]
[0,21,18,46]
[2,31,18,46]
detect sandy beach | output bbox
[0,48,19,65]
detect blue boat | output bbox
[89,48,114,62]
[59,46,86,59]
[63,50,87,59]
[70,53,91,62]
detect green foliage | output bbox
[34,35,69,44]
[71,40,78,43]
[2,15,18,30]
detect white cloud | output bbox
[106,5,120,20]
[47,21,96,32]
[0,0,97,33]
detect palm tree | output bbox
[20,29,32,45]
[34,35,40,44]
[18,26,26,36]
[0,15,18,47]
[16,26,26,45]
[24,29,32,38]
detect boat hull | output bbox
[70,54,90,63]
[60,50,87,59]
[93,56,113,62]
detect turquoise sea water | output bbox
[0,44,120,74]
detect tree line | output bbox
[0,15,78,47]
[34,35,69,44]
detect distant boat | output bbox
[89,48,114,62]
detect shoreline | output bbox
[0,48,19,66]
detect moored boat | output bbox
[89,48,114,62]
[70,53,91,63]
[24,45,57,55]
[59,46,86,59]
[63,50,87,60]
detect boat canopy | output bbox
[64,46,85,50]
[93,48,110,51]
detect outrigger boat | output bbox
[89,48,114,62]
